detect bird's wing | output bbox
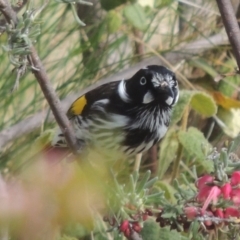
[67,80,120,119]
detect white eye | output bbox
[140,77,147,85]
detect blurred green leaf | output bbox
[217,107,240,138]
[123,3,147,30]
[159,226,188,240]
[105,10,122,33]
[158,128,179,179]
[59,235,78,240]
[154,0,173,8]
[171,90,193,126]
[155,180,176,201]
[141,219,160,240]
[190,92,217,117]
[229,135,240,153]
[190,58,218,77]
[100,0,127,11]
[178,127,213,171]
[218,58,239,97]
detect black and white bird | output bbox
[52,65,179,156]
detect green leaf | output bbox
[154,0,173,8]
[230,135,240,152]
[123,3,147,30]
[158,128,179,179]
[158,226,188,240]
[190,92,217,117]
[190,58,219,77]
[100,0,127,11]
[171,90,193,126]
[218,58,239,97]
[155,181,176,201]
[105,10,122,33]
[141,220,160,240]
[217,107,240,138]
[178,127,213,171]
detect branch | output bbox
[0,0,80,153]
[0,0,17,25]
[0,31,228,150]
[216,0,240,70]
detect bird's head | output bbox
[121,65,179,106]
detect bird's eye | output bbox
[140,77,147,85]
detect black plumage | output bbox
[52,65,179,156]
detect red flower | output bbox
[119,220,130,234]
[132,222,141,233]
[197,186,213,202]
[214,208,224,218]
[221,183,232,199]
[184,206,199,220]
[231,171,240,186]
[224,207,240,218]
[201,186,221,213]
[230,188,240,205]
[196,175,214,190]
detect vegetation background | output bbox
[1,0,240,239]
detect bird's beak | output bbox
[158,81,174,98]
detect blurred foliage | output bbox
[1,0,240,239]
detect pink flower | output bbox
[231,171,240,186]
[201,186,221,213]
[221,183,232,199]
[196,175,214,190]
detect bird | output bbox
[51,65,179,157]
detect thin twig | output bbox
[0,0,80,154]
[134,153,142,172]
[28,48,80,153]
[216,0,240,71]
[171,105,189,183]
[0,0,17,25]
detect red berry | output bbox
[221,183,232,199]
[224,207,240,218]
[196,175,214,190]
[231,171,240,186]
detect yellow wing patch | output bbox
[70,95,87,116]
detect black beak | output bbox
[158,81,174,98]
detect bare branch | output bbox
[216,0,240,71]
[0,0,17,25]
[0,0,80,153]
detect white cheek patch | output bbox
[172,90,179,106]
[165,96,173,105]
[118,80,131,103]
[143,91,154,104]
